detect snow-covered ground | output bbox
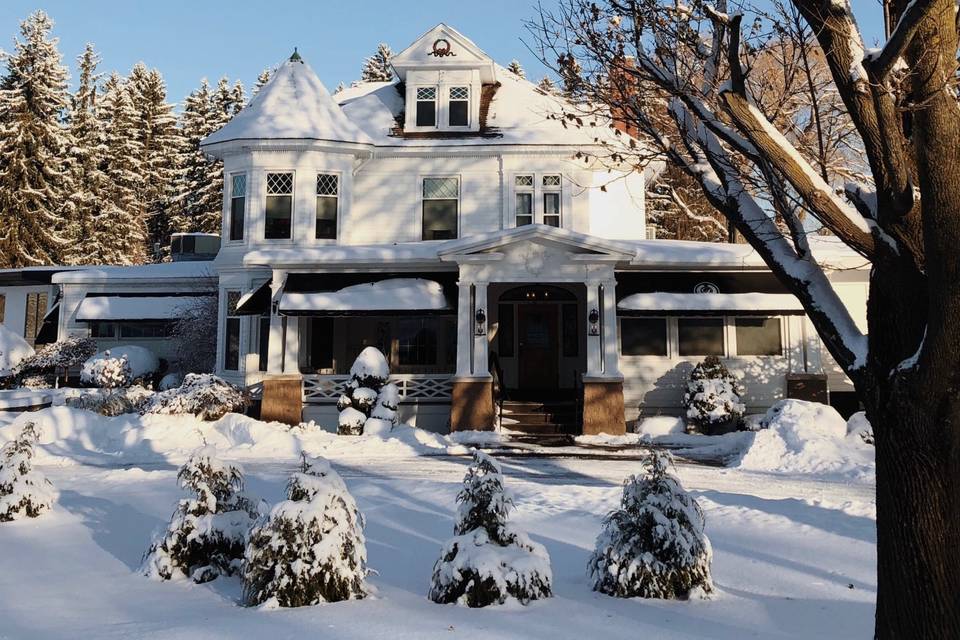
[0,408,876,639]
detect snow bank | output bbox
[0,325,34,375]
[0,407,465,466]
[636,416,686,437]
[735,400,874,478]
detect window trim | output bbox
[228,172,247,242]
[263,170,296,242]
[314,171,340,242]
[514,174,534,227]
[542,174,562,227]
[420,174,460,241]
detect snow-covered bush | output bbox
[142,447,258,583]
[158,372,182,391]
[242,455,369,608]
[143,374,248,420]
[847,411,874,445]
[0,423,57,522]
[429,450,552,607]
[171,297,217,374]
[587,450,712,599]
[336,347,397,435]
[81,345,159,388]
[19,373,53,389]
[0,325,34,376]
[68,385,154,416]
[15,336,97,376]
[683,356,745,433]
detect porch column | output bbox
[473,281,489,375]
[585,280,602,377]
[267,269,286,374]
[600,279,621,377]
[283,316,299,374]
[455,280,473,377]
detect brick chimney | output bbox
[609,56,640,139]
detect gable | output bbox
[392,24,496,83]
[439,225,635,261]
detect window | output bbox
[24,292,48,343]
[621,318,668,356]
[265,172,293,239]
[119,322,171,338]
[315,173,338,240]
[515,175,533,226]
[224,291,241,371]
[308,317,334,372]
[90,322,116,339]
[498,304,514,357]
[677,318,725,356]
[398,318,438,365]
[543,175,561,227]
[449,86,469,126]
[257,314,270,372]
[416,87,437,127]
[735,317,782,356]
[422,177,459,240]
[229,175,246,241]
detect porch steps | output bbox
[499,399,580,436]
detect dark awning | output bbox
[35,301,60,345]
[617,292,805,316]
[235,281,272,315]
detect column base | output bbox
[450,378,494,432]
[581,377,626,436]
[260,374,303,426]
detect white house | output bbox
[193,24,868,433]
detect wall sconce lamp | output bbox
[475,308,487,335]
[588,308,600,335]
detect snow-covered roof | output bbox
[618,292,805,313]
[202,56,374,149]
[243,242,447,267]
[75,295,214,322]
[336,65,620,148]
[279,278,449,314]
[52,262,217,284]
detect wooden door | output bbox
[517,304,558,390]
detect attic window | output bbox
[416,87,437,127]
[449,86,469,126]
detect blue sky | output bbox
[0,1,887,106]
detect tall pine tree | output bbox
[65,43,108,265]
[172,79,222,234]
[0,11,75,267]
[507,60,525,78]
[252,69,271,96]
[361,43,394,82]
[128,62,180,256]
[96,72,149,264]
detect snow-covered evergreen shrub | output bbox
[142,447,258,583]
[19,373,53,389]
[0,423,57,522]
[81,346,159,388]
[683,356,745,433]
[429,450,552,607]
[143,374,248,420]
[68,385,154,416]
[242,455,369,608]
[15,336,97,376]
[587,450,713,599]
[336,347,397,435]
[170,297,217,374]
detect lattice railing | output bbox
[302,374,453,404]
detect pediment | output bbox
[438,225,635,261]
[392,24,496,83]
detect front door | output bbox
[517,303,558,390]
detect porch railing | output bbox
[302,374,454,404]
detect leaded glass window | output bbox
[265,172,293,239]
[315,173,338,240]
[422,177,458,239]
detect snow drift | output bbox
[0,325,34,375]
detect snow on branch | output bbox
[865,0,934,82]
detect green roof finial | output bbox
[290,47,302,62]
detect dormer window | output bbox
[416,87,437,127]
[449,86,469,126]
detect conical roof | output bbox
[202,54,373,148]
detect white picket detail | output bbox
[302,374,453,403]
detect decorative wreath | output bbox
[431,38,456,57]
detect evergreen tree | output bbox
[0,422,57,522]
[507,59,525,78]
[252,68,271,96]
[337,347,398,436]
[0,11,75,267]
[587,451,713,599]
[64,43,107,265]
[95,73,149,264]
[171,79,221,234]
[334,81,345,94]
[429,451,553,607]
[127,63,180,256]
[536,75,557,94]
[360,43,394,82]
[230,79,245,115]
